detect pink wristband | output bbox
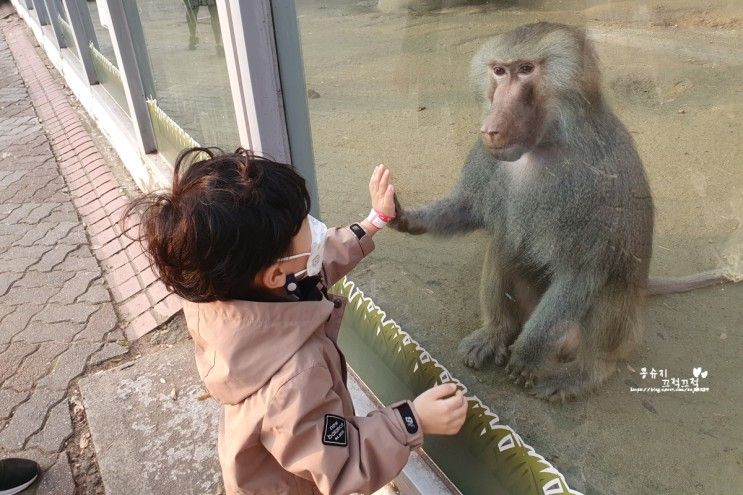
[367,209,392,229]
[375,210,395,223]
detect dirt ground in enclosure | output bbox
[296,1,743,493]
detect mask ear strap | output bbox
[278,252,310,262]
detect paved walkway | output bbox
[0,8,128,492]
[0,1,191,490]
[2,7,182,346]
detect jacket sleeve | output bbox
[322,226,375,287]
[261,365,423,495]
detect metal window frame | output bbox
[18,0,320,206]
[99,0,157,154]
[63,0,98,84]
[30,0,49,25]
[215,0,288,159]
[215,0,319,215]
[76,0,99,51]
[42,0,67,49]
[270,1,319,217]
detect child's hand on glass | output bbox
[360,165,396,235]
[369,164,395,219]
[412,383,468,435]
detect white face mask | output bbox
[277,214,328,279]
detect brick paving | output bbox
[0,5,182,491]
[1,5,181,341]
[0,19,120,493]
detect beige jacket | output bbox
[182,226,424,495]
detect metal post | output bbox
[270,0,319,216]
[30,0,49,25]
[24,0,34,10]
[42,0,67,49]
[120,0,155,99]
[63,0,98,84]
[215,0,320,215]
[215,0,291,162]
[101,0,157,154]
[75,0,99,51]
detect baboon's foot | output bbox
[528,360,617,403]
[458,326,511,369]
[504,343,540,388]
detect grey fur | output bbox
[392,22,654,401]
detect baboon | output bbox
[390,22,733,401]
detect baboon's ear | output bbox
[575,30,602,103]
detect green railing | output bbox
[90,45,129,116]
[146,100,200,164]
[59,17,77,56]
[332,277,580,495]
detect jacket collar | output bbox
[182,297,335,405]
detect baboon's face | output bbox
[480,60,544,161]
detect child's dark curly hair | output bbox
[121,147,310,302]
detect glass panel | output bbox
[59,18,77,57]
[85,0,115,61]
[135,0,238,155]
[27,0,42,26]
[294,1,743,494]
[83,1,129,116]
[56,0,66,20]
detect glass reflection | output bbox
[86,0,116,62]
[58,0,78,58]
[83,1,129,115]
[295,1,743,493]
[136,0,237,152]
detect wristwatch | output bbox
[349,223,366,240]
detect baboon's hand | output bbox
[388,193,408,232]
[388,194,429,235]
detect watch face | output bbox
[350,223,365,240]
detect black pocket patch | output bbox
[322,414,348,447]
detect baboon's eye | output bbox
[519,63,535,74]
[492,66,506,76]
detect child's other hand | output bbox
[369,164,395,218]
[412,383,467,435]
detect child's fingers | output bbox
[455,395,468,416]
[447,394,467,424]
[441,391,465,411]
[427,383,458,400]
[369,165,381,192]
[379,168,390,192]
[385,185,395,208]
[453,400,468,429]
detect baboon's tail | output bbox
[646,269,735,296]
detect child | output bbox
[128,147,467,495]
